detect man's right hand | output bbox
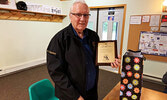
[78,96,84,100]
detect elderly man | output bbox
[47,1,121,100]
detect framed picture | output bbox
[0,0,16,9]
[95,40,118,66]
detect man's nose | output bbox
[80,15,86,20]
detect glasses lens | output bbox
[77,14,82,17]
[84,14,89,17]
[71,13,90,18]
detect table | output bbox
[103,82,167,100]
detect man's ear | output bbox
[69,13,72,20]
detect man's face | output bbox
[70,3,90,33]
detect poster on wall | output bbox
[26,2,62,14]
[0,0,16,9]
[160,15,167,32]
[139,31,167,57]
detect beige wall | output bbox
[0,0,166,79]
[0,0,63,70]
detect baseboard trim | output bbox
[99,66,119,74]
[143,74,162,84]
[0,58,46,77]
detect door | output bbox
[88,7,125,73]
[87,9,98,32]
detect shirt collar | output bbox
[72,26,88,39]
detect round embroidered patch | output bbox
[134,73,140,79]
[134,87,140,93]
[134,64,140,71]
[125,57,131,63]
[131,94,137,99]
[123,78,128,84]
[121,72,125,78]
[127,71,132,77]
[125,65,131,70]
[122,97,128,100]
[127,83,133,89]
[134,57,140,63]
[120,91,123,96]
[120,84,125,91]
[132,79,139,86]
[126,91,132,97]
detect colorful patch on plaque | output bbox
[123,78,128,84]
[134,64,140,71]
[127,83,133,89]
[125,57,131,63]
[127,71,133,77]
[132,79,139,86]
[134,73,140,79]
[125,65,131,70]
[134,57,140,63]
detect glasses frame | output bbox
[70,13,91,18]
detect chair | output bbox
[28,79,59,100]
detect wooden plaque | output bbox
[96,40,117,66]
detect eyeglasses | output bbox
[70,13,91,18]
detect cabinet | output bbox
[0,8,66,22]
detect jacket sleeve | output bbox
[46,35,80,100]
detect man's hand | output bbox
[78,96,84,100]
[111,55,121,68]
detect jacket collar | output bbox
[66,23,89,37]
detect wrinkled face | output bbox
[70,3,90,33]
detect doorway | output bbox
[88,5,126,73]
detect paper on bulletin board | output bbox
[160,27,167,32]
[160,15,167,32]
[149,15,160,26]
[151,27,159,31]
[142,16,150,22]
[130,16,142,24]
[139,31,167,57]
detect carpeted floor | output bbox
[0,65,165,100]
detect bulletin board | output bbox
[127,14,167,62]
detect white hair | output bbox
[75,0,86,3]
[70,0,89,13]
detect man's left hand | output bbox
[111,55,121,68]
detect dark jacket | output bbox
[47,24,99,100]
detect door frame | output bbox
[89,4,127,73]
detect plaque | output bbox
[96,40,117,66]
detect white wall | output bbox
[0,0,64,71]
